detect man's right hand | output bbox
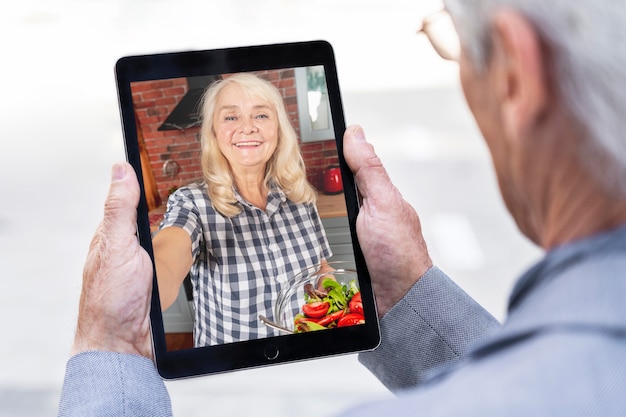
[72,162,154,358]
[343,125,433,318]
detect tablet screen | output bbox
[115,41,379,379]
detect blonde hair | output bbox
[199,73,316,217]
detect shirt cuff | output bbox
[58,351,173,417]
[358,266,499,392]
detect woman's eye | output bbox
[224,115,237,121]
[255,113,269,119]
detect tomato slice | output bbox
[317,309,346,326]
[302,301,330,318]
[349,292,363,315]
[337,313,365,328]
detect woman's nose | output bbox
[240,118,259,134]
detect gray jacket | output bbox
[352,223,626,415]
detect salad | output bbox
[294,277,365,332]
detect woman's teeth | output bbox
[235,141,261,147]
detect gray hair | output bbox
[445,0,626,196]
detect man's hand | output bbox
[343,125,433,318]
[72,162,154,358]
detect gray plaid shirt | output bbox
[160,181,332,347]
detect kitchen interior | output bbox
[131,67,354,350]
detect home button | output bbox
[264,344,279,360]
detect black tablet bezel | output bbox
[115,40,380,379]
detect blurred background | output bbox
[0,0,541,416]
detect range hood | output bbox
[158,75,220,131]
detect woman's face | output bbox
[212,83,279,176]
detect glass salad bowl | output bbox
[267,261,364,333]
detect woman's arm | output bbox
[152,226,194,310]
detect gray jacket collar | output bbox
[472,222,626,359]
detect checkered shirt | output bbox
[160,181,332,347]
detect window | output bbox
[295,66,334,142]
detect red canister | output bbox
[322,165,343,194]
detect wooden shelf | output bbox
[316,192,347,219]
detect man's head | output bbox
[441,1,626,246]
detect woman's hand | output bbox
[343,125,433,318]
[72,163,154,358]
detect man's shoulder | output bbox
[386,327,626,417]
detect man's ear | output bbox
[491,10,548,142]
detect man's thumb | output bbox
[102,162,140,236]
[343,125,393,200]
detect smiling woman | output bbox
[200,74,318,217]
[213,91,278,183]
[151,73,334,347]
[212,85,280,208]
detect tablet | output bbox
[115,40,380,379]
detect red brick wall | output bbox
[132,77,202,202]
[131,69,337,207]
